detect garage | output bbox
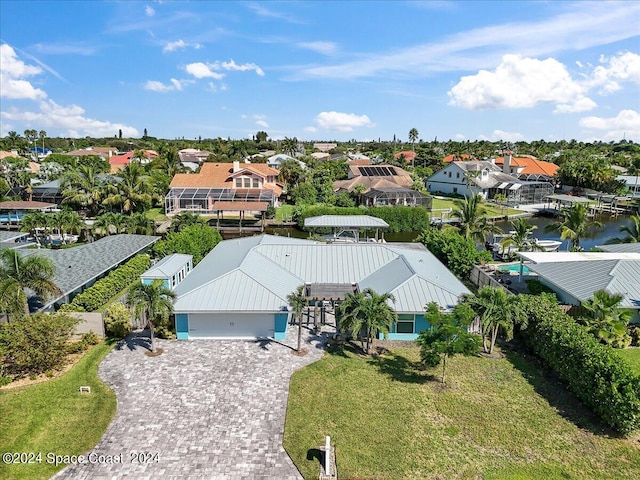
[187,313,275,339]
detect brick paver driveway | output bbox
[54,326,325,480]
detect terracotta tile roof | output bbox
[169,163,282,195]
[230,164,279,178]
[443,154,475,162]
[109,152,134,164]
[495,156,559,176]
[211,201,268,211]
[394,151,417,162]
[0,200,58,210]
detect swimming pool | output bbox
[498,263,531,275]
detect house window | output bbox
[243,178,251,187]
[235,178,242,188]
[456,172,460,178]
[253,178,259,188]
[448,171,452,177]
[396,315,414,334]
[453,187,458,194]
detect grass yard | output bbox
[284,345,640,480]
[275,204,296,223]
[145,207,167,222]
[0,341,117,480]
[617,347,640,375]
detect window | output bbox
[235,178,242,188]
[448,171,452,177]
[453,187,458,194]
[396,315,414,334]
[243,178,251,187]
[456,172,460,178]
[253,178,259,188]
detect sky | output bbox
[0,1,639,143]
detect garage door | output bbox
[188,313,274,339]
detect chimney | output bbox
[233,160,240,172]
[503,152,511,174]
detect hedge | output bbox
[59,254,151,312]
[294,205,431,233]
[518,294,640,435]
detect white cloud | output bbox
[256,120,269,128]
[1,99,139,138]
[144,78,190,92]
[163,39,202,53]
[245,2,302,24]
[304,126,318,133]
[314,111,373,132]
[455,133,466,140]
[589,51,640,94]
[579,110,640,141]
[145,5,155,17]
[448,54,594,113]
[297,41,338,56]
[216,59,265,76]
[185,62,225,79]
[0,44,47,100]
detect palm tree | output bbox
[286,285,307,352]
[128,213,156,235]
[61,164,107,215]
[580,289,633,347]
[500,218,544,253]
[408,128,419,152]
[336,288,398,355]
[619,214,640,243]
[103,163,152,214]
[464,286,523,354]
[452,194,487,240]
[0,248,60,319]
[128,279,176,352]
[544,202,603,250]
[170,212,206,232]
[39,130,46,154]
[281,137,299,157]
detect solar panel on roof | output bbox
[388,167,397,175]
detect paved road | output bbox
[54,326,326,480]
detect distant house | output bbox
[67,147,117,160]
[616,175,640,198]
[0,200,58,225]
[310,152,330,161]
[31,179,63,205]
[520,248,640,324]
[394,151,417,164]
[178,148,211,165]
[443,151,559,182]
[313,143,337,152]
[108,150,158,173]
[334,164,430,207]
[140,253,193,290]
[165,161,282,216]
[267,153,306,170]
[426,161,553,204]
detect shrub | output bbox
[525,279,557,296]
[81,331,100,346]
[64,254,151,312]
[518,294,640,435]
[0,313,79,379]
[103,302,131,339]
[630,326,640,347]
[153,224,222,265]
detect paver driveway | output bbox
[54,326,325,480]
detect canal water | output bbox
[262,214,635,251]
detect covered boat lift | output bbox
[303,215,389,243]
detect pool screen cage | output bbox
[165,188,275,215]
[492,181,553,205]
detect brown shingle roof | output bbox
[0,201,57,210]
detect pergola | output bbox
[303,215,390,242]
[302,282,359,327]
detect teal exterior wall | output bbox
[382,313,430,341]
[176,313,189,340]
[274,312,289,340]
[141,278,170,289]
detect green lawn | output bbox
[0,341,117,480]
[284,345,640,480]
[431,197,521,218]
[145,207,167,222]
[275,204,296,222]
[617,347,640,375]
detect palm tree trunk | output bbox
[489,326,499,354]
[441,355,447,384]
[297,314,302,352]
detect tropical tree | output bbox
[416,302,481,384]
[336,288,398,355]
[500,218,544,253]
[93,212,129,236]
[102,162,152,214]
[580,289,633,348]
[128,213,156,235]
[128,279,176,352]
[39,130,46,153]
[464,286,524,354]
[281,137,299,157]
[619,214,640,243]
[286,285,307,352]
[408,128,419,152]
[170,211,207,232]
[0,249,60,319]
[544,202,603,250]
[452,194,489,241]
[61,164,108,215]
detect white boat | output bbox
[489,233,561,255]
[533,239,562,252]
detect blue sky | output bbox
[1,1,639,143]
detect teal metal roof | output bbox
[174,234,470,314]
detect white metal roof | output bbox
[174,234,469,314]
[519,251,640,263]
[304,215,389,228]
[141,253,192,279]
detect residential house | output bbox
[67,147,117,161]
[394,151,417,165]
[616,175,640,198]
[310,152,331,161]
[173,234,470,340]
[519,248,640,324]
[313,143,337,152]
[178,148,211,166]
[165,161,282,216]
[334,164,430,207]
[267,153,306,170]
[426,161,553,204]
[443,151,559,183]
[108,150,158,173]
[0,200,58,225]
[140,253,193,290]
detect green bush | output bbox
[0,313,79,379]
[525,279,557,296]
[81,331,100,346]
[518,294,640,435]
[64,254,151,312]
[415,227,492,278]
[295,205,431,233]
[103,302,132,339]
[630,326,640,347]
[153,224,222,265]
